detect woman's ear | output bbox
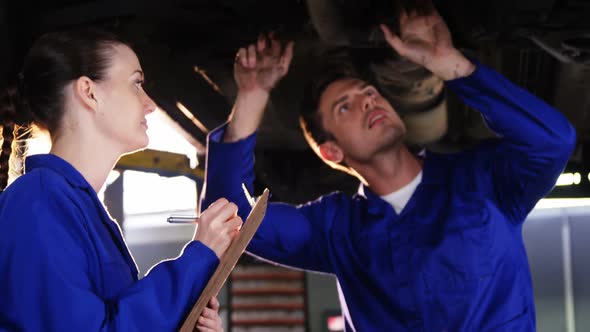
[319,141,344,163]
[74,76,98,112]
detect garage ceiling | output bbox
[2,0,590,202]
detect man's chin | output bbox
[377,130,405,152]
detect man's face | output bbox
[317,78,406,165]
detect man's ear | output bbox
[319,141,344,163]
[74,76,98,112]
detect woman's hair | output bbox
[0,28,129,190]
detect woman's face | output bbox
[93,44,156,154]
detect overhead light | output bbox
[574,172,581,185]
[176,101,209,134]
[536,198,590,209]
[145,108,202,166]
[556,173,581,186]
[194,66,223,95]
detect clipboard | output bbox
[179,188,270,332]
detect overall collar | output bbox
[25,154,93,190]
[355,150,451,214]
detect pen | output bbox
[167,215,200,224]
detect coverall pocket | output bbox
[420,200,495,331]
[431,199,494,282]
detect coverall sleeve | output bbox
[201,125,336,273]
[445,61,576,221]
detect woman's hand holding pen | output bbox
[194,198,243,258]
